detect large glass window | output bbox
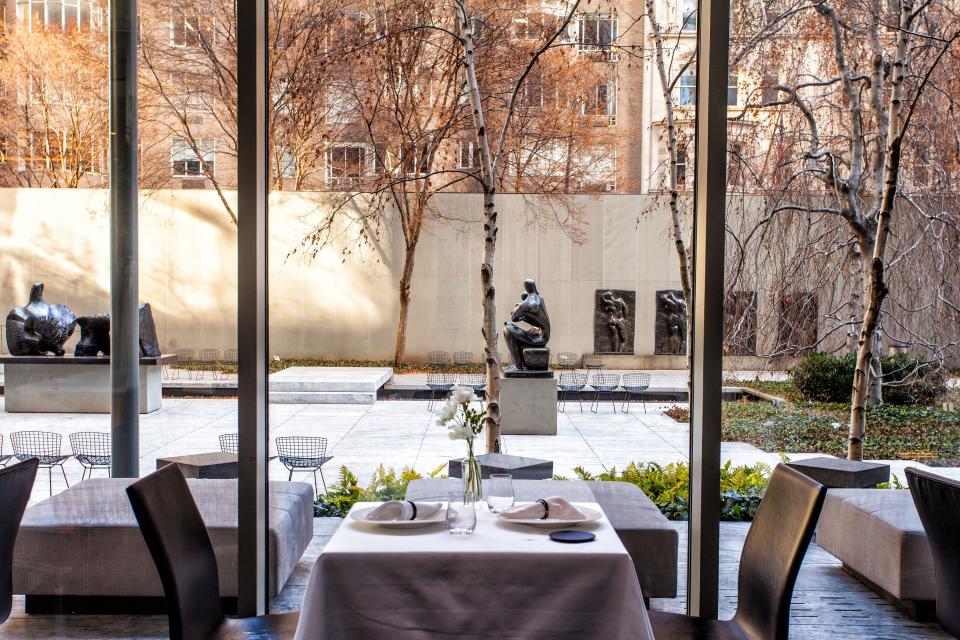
[170,138,215,177]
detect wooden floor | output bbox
[0,520,949,639]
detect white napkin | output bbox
[365,500,442,521]
[500,497,585,521]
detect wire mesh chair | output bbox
[0,435,11,468]
[68,432,112,481]
[173,348,195,380]
[458,373,486,408]
[10,431,71,496]
[275,436,333,495]
[197,348,221,381]
[557,352,579,370]
[621,373,652,414]
[427,351,451,369]
[224,348,239,363]
[219,433,238,454]
[557,372,588,413]
[582,354,606,371]
[452,351,475,366]
[426,373,457,411]
[588,373,620,413]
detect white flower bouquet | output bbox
[436,385,485,498]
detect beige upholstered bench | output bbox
[12,478,314,613]
[815,488,936,619]
[406,478,679,599]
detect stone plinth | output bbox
[500,375,557,435]
[786,456,890,488]
[448,453,554,480]
[156,452,239,479]
[1,355,172,414]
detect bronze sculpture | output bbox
[5,283,77,356]
[600,290,629,353]
[502,279,550,371]
[73,304,162,357]
[655,290,687,355]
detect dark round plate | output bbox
[549,530,596,543]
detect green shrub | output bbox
[314,464,446,517]
[572,460,771,521]
[790,351,946,405]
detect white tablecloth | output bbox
[295,502,654,640]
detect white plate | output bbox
[496,504,603,528]
[350,505,447,528]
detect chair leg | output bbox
[591,390,599,413]
[288,469,294,482]
[642,397,647,414]
[61,464,69,487]
[319,467,328,494]
[312,470,319,496]
[48,467,53,496]
[577,390,583,413]
[558,391,565,413]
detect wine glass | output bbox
[446,491,477,535]
[486,473,515,512]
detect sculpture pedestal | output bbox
[500,375,557,436]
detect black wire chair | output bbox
[69,432,112,481]
[621,373,652,414]
[172,348,195,381]
[197,348,221,381]
[219,433,239,454]
[426,372,457,411]
[0,435,11,468]
[275,436,333,495]
[458,373,486,408]
[588,373,620,413]
[224,348,239,363]
[427,350,451,369]
[582,354,605,371]
[558,372,588,413]
[556,352,579,370]
[10,431,71,496]
[452,351,475,366]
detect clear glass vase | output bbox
[462,443,483,500]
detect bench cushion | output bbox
[13,478,314,598]
[405,478,678,598]
[816,489,935,601]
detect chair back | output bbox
[126,464,223,640]
[622,372,651,389]
[557,352,579,368]
[176,348,195,363]
[10,431,61,463]
[907,467,960,636]
[219,433,239,454]
[68,432,111,465]
[733,464,826,640]
[276,436,328,463]
[558,372,587,389]
[0,458,39,624]
[452,351,474,366]
[591,373,620,390]
[427,350,451,367]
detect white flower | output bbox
[435,400,458,425]
[447,423,472,441]
[451,385,476,405]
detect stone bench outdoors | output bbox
[815,488,936,619]
[12,478,314,613]
[406,478,679,600]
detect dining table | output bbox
[294,501,655,640]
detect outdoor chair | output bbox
[458,373,486,408]
[427,350,451,369]
[224,348,238,363]
[173,348,196,380]
[10,431,71,496]
[68,432,112,481]
[557,372,588,413]
[588,373,620,413]
[453,351,475,366]
[557,352,579,370]
[126,464,299,640]
[0,458,39,625]
[582,354,605,370]
[275,436,333,495]
[197,348,221,381]
[0,435,11,468]
[649,464,826,640]
[219,433,238,455]
[621,372,652,414]
[426,372,457,411]
[907,467,960,637]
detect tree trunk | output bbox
[394,243,417,365]
[848,0,910,460]
[457,0,501,453]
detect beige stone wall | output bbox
[0,187,726,362]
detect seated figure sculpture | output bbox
[502,279,550,371]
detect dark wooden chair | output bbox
[126,464,299,640]
[0,458,39,625]
[649,464,826,640]
[907,467,960,637]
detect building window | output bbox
[401,144,430,176]
[577,13,616,54]
[16,0,101,31]
[522,71,544,107]
[760,70,779,104]
[677,68,696,107]
[459,140,481,170]
[676,147,687,189]
[171,14,210,47]
[582,80,616,120]
[680,0,697,31]
[728,74,739,107]
[326,144,369,187]
[171,138,215,177]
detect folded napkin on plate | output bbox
[365,500,442,521]
[500,497,585,521]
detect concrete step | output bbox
[269,391,377,404]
